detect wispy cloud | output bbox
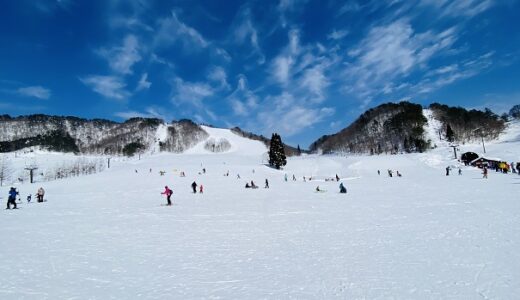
[232,7,265,64]
[97,34,141,75]
[114,106,167,120]
[256,92,335,136]
[80,75,130,100]
[207,66,230,91]
[171,77,214,107]
[327,29,349,40]
[136,73,151,91]
[343,19,458,103]
[228,74,258,116]
[155,11,208,50]
[16,86,51,99]
[421,0,494,18]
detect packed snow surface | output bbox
[1,127,519,299]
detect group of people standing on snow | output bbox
[6,186,45,210]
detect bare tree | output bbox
[0,155,13,186]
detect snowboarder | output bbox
[36,187,45,202]
[396,171,402,177]
[6,187,18,209]
[483,167,488,179]
[245,182,250,188]
[265,179,269,188]
[202,168,206,174]
[336,174,340,181]
[458,168,462,175]
[250,180,258,189]
[446,166,450,176]
[316,186,321,192]
[199,185,203,194]
[339,182,347,193]
[161,186,173,206]
[191,181,197,193]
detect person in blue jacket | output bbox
[7,187,18,209]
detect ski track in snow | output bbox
[0,126,519,299]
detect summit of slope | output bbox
[184,125,268,156]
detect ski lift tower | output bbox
[472,127,486,154]
[24,158,38,183]
[449,144,459,159]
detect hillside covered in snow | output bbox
[0,116,519,298]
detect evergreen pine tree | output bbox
[446,124,455,142]
[269,133,287,169]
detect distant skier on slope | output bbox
[265,179,269,188]
[161,186,172,206]
[339,182,347,193]
[36,187,45,202]
[446,166,450,176]
[199,185,203,194]
[483,166,488,179]
[191,181,198,193]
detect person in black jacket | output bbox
[191,181,197,193]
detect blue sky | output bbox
[1,0,519,147]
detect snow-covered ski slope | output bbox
[1,125,519,299]
[186,125,268,155]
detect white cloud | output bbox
[80,75,130,100]
[421,0,494,17]
[136,73,151,91]
[155,11,208,49]
[272,56,293,85]
[300,64,329,102]
[414,52,494,94]
[327,29,349,40]
[232,8,265,64]
[114,106,166,120]
[97,34,141,75]
[172,77,214,107]
[343,19,458,101]
[207,66,230,90]
[257,94,335,137]
[16,86,51,99]
[228,75,258,116]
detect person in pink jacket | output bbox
[161,186,172,206]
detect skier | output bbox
[339,182,347,193]
[265,179,269,188]
[335,174,340,181]
[458,168,462,175]
[250,180,258,189]
[199,185,203,194]
[161,186,173,206]
[36,187,45,202]
[388,169,393,177]
[191,181,197,193]
[237,174,241,179]
[483,166,488,179]
[6,187,18,209]
[445,166,450,176]
[292,174,296,181]
[27,194,31,203]
[377,170,380,175]
[284,174,288,182]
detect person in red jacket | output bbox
[161,186,173,206]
